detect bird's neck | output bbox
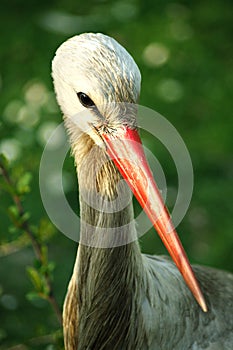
[65,132,145,349]
[77,133,139,247]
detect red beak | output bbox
[102,126,207,312]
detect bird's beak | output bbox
[102,126,207,312]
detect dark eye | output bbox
[77,92,95,108]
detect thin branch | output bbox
[3,329,62,350]
[0,159,62,325]
[0,234,30,257]
[4,345,28,350]
[0,163,42,259]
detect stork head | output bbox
[52,33,141,140]
[52,33,207,313]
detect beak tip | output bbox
[193,286,208,312]
[200,298,208,313]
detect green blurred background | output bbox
[0,0,232,348]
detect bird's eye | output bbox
[77,92,95,108]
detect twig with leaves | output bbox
[0,154,62,325]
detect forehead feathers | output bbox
[52,33,141,103]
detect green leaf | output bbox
[38,218,56,241]
[8,205,19,220]
[47,261,55,273]
[27,266,43,292]
[26,291,41,302]
[18,211,31,225]
[16,172,32,194]
[0,153,9,169]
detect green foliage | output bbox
[27,267,46,297]
[0,151,62,348]
[26,245,54,299]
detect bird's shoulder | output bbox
[140,253,233,349]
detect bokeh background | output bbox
[0,0,232,348]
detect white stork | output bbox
[52,33,233,350]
